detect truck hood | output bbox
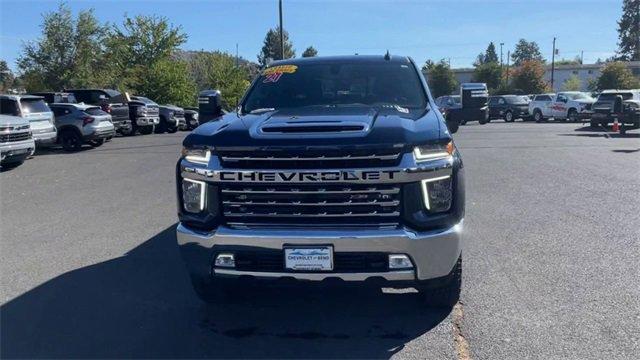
[0,115,30,128]
[184,106,446,149]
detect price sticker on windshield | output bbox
[262,65,297,83]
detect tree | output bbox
[17,3,108,91]
[302,46,318,57]
[511,39,545,67]
[136,59,196,107]
[185,51,251,108]
[257,27,295,66]
[562,74,582,91]
[556,56,582,65]
[0,60,15,92]
[423,59,458,98]
[106,14,187,90]
[473,62,502,91]
[596,61,640,90]
[616,0,640,61]
[473,42,499,66]
[510,60,549,94]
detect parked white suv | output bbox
[0,114,35,168]
[528,92,595,122]
[0,95,57,147]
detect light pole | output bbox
[279,0,284,60]
[551,37,556,90]
[500,42,504,68]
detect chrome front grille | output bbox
[221,184,401,228]
[218,148,402,169]
[0,131,32,143]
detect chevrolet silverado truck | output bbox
[159,104,186,133]
[528,92,594,122]
[0,114,35,168]
[176,55,465,308]
[590,89,640,132]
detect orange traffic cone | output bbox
[612,119,620,132]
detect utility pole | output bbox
[500,42,504,68]
[580,50,584,64]
[506,50,510,84]
[551,37,556,90]
[235,43,239,67]
[279,0,284,60]
[447,58,451,67]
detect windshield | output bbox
[132,96,156,104]
[451,96,461,104]
[20,98,50,114]
[505,95,529,104]
[563,93,592,100]
[242,62,427,113]
[598,93,633,101]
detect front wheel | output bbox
[167,125,178,134]
[504,111,514,122]
[419,256,462,309]
[568,109,579,122]
[533,110,544,123]
[89,138,105,147]
[139,125,155,135]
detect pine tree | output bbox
[257,27,295,66]
[616,0,640,61]
[511,39,545,66]
[302,46,318,57]
[485,42,499,63]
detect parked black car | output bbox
[128,96,160,135]
[158,105,186,133]
[184,107,199,130]
[488,95,530,122]
[31,92,77,104]
[66,89,132,135]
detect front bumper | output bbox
[0,139,36,163]
[176,221,462,283]
[136,116,160,126]
[32,130,57,146]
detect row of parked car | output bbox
[436,88,640,133]
[0,89,201,168]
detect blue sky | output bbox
[0,0,622,72]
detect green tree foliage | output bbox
[511,39,545,67]
[473,42,499,66]
[510,60,549,94]
[302,46,318,58]
[257,26,295,66]
[423,59,458,98]
[596,61,640,90]
[616,0,640,61]
[0,60,15,92]
[17,3,108,91]
[106,14,187,91]
[136,59,196,107]
[185,51,251,109]
[562,74,582,91]
[555,56,582,65]
[473,62,502,91]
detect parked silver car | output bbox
[49,103,115,151]
[0,114,35,168]
[0,94,57,148]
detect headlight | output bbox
[136,107,146,115]
[420,176,453,212]
[193,113,199,120]
[413,141,454,161]
[181,146,211,164]
[182,178,206,213]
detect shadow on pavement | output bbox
[555,125,640,138]
[1,225,449,359]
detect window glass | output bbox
[0,99,20,115]
[20,98,50,114]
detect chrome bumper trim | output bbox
[214,269,415,281]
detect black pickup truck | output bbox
[176,55,465,308]
[67,89,132,135]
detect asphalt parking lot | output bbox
[1,122,638,359]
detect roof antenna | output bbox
[384,50,391,61]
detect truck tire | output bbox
[533,109,544,123]
[155,117,167,134]
[167,125,178,134]
[504,110,514,122]
[420,256,462,309]
[139,125,154,135]
[460,119,467,125]
[60,129,83,152]
[89,139,105,147]
[568,109,578,122]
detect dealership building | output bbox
[451,61,640,92]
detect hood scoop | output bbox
[260,121,367,134]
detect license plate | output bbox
[285,247,333,271]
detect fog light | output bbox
[388,254,413,269]
[420,176,453,212]
[182,178,205,213]
[214,253,235,268]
